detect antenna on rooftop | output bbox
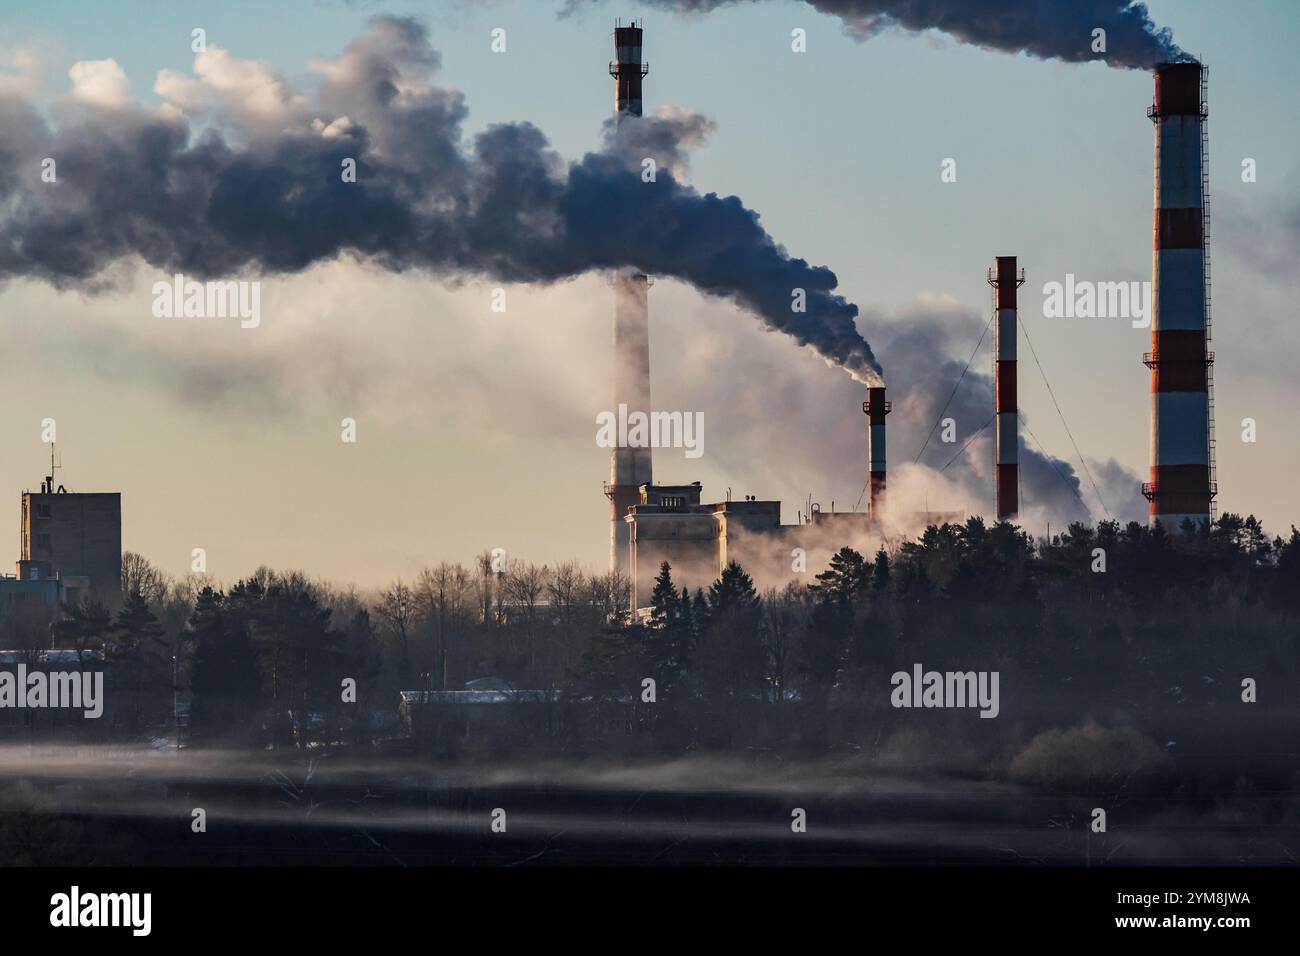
[45,442,63,494]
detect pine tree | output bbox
[1276,528,1300,612]
[872,548,892,594]
[694,588,709,628]
[803,553,857,716]
[697,562,764,711]
[648,562,678,630]
[810,547,868,602]
[644,562,680,689]
[677,589,696,651]
[188,586,260,746]
[708,561,760,615]
[110,590,171,737]
[55,596,111,658]
[225,573,349,747]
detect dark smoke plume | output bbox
[873,304,1144,524]
[589,0,1189,69]
[0,17,882,384]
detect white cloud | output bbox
[0,44,48,99]
[154,45,306,135]
[68,58,131,109]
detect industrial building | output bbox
[0,576,61,629]
[625,482,787,607]
[11,463,122,604]
[599,28,1217,608]
[599,22,968,609]
[623,482,962,609]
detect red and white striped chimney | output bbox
[865,386,888,516]
[606,22,653,574]
[989,256,1022,521]
[610,21,647,117]
[1144,62,1214,530]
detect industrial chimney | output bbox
[988,256,1024,521]
[1143,62,1214,530]
[864,387,888,516]
[610,20,647,117]
[606,22,653,574]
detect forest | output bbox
[1,513,1294,766]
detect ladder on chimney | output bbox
[1201,67,1218,521]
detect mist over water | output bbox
[2,743,1294,865]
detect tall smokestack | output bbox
[607,21,653,575]
[865,387,888,516]
[988,256,1023,521]
[1144,62,1214,530]
[610,20,647,117]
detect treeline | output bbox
[8,513,1298,751]
[594,512,1300,751]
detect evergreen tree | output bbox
[1275,528,1300,612]
[677,589,696,652]
[55,597,111,658]
[110,590,171,737]
[644,562,685,692]
[693,588,709,630]
[810,547,868,602]
[188,586,260,746]
[802,553,860,732]
[227,573,349,747]
[695,562,765,718]
[708,561,760,616]
[872,548,892,594]
[648,562,678,630]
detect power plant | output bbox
[598,22,1220,607]
[603,25,899,608]
[1144,61,1216,529]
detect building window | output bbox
[34,533,51,551]
[35,502,51,519]
[662,496,684,508]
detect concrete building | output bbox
[625,483,787,607]
[0,576,61,629]
[17,481,121,601]
[624,480,964,610]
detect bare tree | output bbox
[374,580,416,680]
[121,552,168,605]
[761,582,808,706]
[475,550,496,627]
[548,561,586,674]
[503,562,550,678]
[415,562,473,690]
[585,569,632,625]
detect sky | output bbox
[0,0,1296,588]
